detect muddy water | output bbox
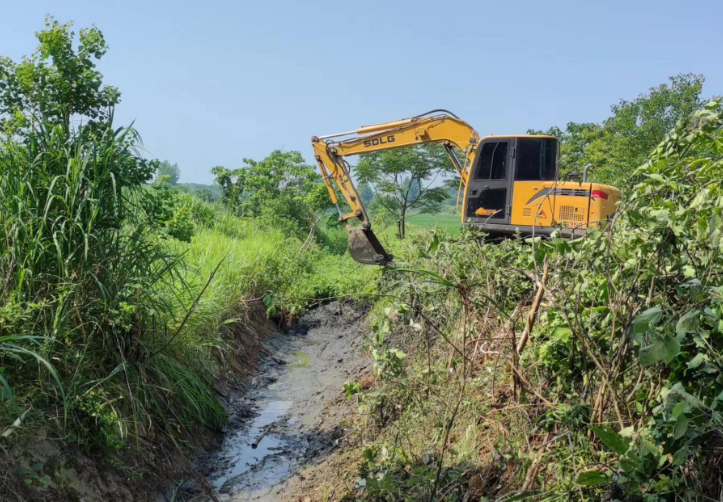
[194,302,368,502]
[211,399,293,495]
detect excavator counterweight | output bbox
[312,110,621,266]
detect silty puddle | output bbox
[194,302,368,502]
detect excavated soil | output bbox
[178,301,369,502]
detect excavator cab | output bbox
[465,135,621,237]
[465,137,558,227]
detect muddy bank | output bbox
[0,302,278,502]
[178,301,369,502]
[0,301,369,502]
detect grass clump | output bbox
[0,118,219,443]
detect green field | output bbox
[407,213,462,235]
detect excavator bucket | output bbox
[348,228,394,266]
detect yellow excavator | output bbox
[311,110,621,265]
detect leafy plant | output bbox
[212,151,331,239]
[346,98,723,501]
[0,15,120,136]
[18,463,50,487]
[366,310,408,379]
[343,380,361,399]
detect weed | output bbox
[18,463,50,487]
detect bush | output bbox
[346,101,723,501]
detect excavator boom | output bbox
[312,111,480,265]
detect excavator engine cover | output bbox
[348,228,393,266]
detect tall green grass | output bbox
[177,201,377,320]
[0,122,222,444]
[0,121,377,451]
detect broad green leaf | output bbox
[619,426,635,437]
[639,343,664,366]
[672,445,689,466]
[591,426,630,455]
[676,310,700,335]
[551,327,572,341]
[710,228,721,249]
[576,470,608,487]
[687,353,708,369]
[672,401,687,418]
[650,209,670,225]
[426,233,440,254]
[670,383,703,408]
[661,335,681,363]
[710,210,722,232]
[673,414,688,440]
[634,306,662,334]
[639,336,679,366]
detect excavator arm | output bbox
[311,111,480,265]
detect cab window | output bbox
[474,141,509,180]
[515,138,557,181]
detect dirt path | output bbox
[185,301,368,502]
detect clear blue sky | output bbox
[2,0,722,184]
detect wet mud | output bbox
[182,301,368,502]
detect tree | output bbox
[211,165,245,213]
[0,16,153,200]
[0,16,120,136]
[197,188,214,203]
[241,150,330,237]
[529,73,706,186]
[356,144,452,239]
[156,160,181,185]
[357,181,374,205]
[211,151,331,238]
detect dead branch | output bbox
[516,258,549,356]
[508,362,552,406]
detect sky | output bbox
[1,0,722,184]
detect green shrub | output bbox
[349,101,723,501]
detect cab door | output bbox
[465,139,512,224]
